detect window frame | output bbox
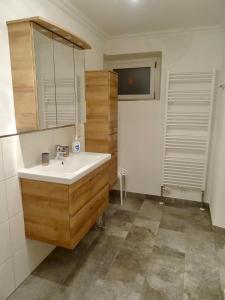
[106,57,161,101]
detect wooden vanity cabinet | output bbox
[20,161,109,249]
[85,71,118,188]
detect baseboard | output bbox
[110,189,209,209]
[212,225,225,235]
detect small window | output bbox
[114,67,151,96]
[105,53,161,101]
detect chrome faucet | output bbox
[55,145,68,160]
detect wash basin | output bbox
[18,152,111,184]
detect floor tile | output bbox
[6,197,224,300]
[124,224,156,253]
[32,247,79,285]
[184,229,222,299]
[133,217,160,235]
[84,279,142,300]
[8,275,62,300]
[160,206,187,232]
[144,252,185,300]
[109,196,144,213]
[105,209,136,238]
[214,232,225,291]
[106,246,151,292]
[186,207,212,232]
[138,199,162,222]
[64,234,123,296]
[154,228,185,258]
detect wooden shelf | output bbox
[7,16,91,49]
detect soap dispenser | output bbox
[72,135,81,153]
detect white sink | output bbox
[18,152,111,184]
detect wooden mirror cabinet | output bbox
[7,17,90,132]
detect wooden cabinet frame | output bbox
[7,16,91,132]
[85,71,118,188]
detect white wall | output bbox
[206,33,225,228]
[0,1,105,298]
[105,27,225,201]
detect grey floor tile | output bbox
[32,247,79,284]
[138,199,163,222]
[160,206,187,232]
[109,196,144,213]
[145,252,185,300]
[124,224,156,253]
[214,233,225,291]
[133,217,160,235]
[186,207,212,232]
[87,233,124,269]
[154,228,185,258]
[64,234,123,293]
[105,209,136,239]
[84,279,142,300]
[184,269,222,300]
[8,275,63,300]
[106,246,151,292]
[7,197,224,300]
[184,229,222,300]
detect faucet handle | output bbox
[56,145,62,152]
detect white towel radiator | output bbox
[161,70,216,209]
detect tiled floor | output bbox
[8,196,225,300]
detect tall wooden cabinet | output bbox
[85,71,118,188]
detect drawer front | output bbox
[70,185,109,241]
[21,179,70,248]
[69,162,109,216]
[86,71,109,86]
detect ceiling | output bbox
[69,0,225,36]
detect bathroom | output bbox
[0,0,225,299]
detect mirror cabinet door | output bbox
[33,24,57,129]
[53,34,76,127]
[74,47,86,124]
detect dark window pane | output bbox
[114,67,150,95]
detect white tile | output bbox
[0,140,5,181]
[26,240,55,272]
[2,136,23,179]
[52,126,75,149]
[0,221,11,265]
[0,259,15,300]
[13,246,30,287]
[0,181,8,223]
[19,130,54,167]
[5,176,22,217]
[9,212,26,254]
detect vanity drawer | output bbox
[69,161,109,216]
[70,185,109,241]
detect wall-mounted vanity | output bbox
[7,16,90,132]
[19,152,111,249]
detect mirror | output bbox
[53,34,76,127]
[33,24,57,129]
